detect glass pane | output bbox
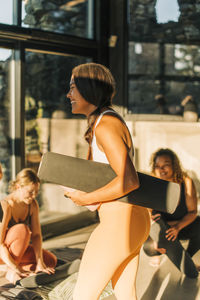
[165,44,200,77]
[128,42,160,75]
[155,0,180,24]
[0,48,12,198]
[22,0,94,39]
[128,79,160,114]
[0,0,13,25]
[165,81,200,115]
[25,51,92,171]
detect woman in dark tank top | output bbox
[7,204,31,228]
[143,148,200,271]
[0,168,57,283]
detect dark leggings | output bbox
[143,216,200,258]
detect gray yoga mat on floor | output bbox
[18,259,81,288]
[38,152,180,213]
[149,219,198,278]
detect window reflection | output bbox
[155,0,180,24]
[21,0,94,39]
[166,44,200,76]
[0,0,13,25]
[128,41,200,115]
[0,48,12,198]
[25,51,91,171]
[128,42,159,75]
[128,80,160,114]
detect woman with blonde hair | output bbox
[0,168,57,283]
[65,62,150,300]
[143,148,200,270]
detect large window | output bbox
[22,0,94,39]
[0,0,104,180]
[0,48,12,197]
[128,42,200,114]
[1,1,94,39]
[127,0,200,115]
[24,51,91,170]
[0,1,13,25]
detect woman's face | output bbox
[154,155,174,181]
[67,76,96,116]
[18,183,39,204]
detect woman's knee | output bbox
[5,224,31,255]
[7,224,31,238]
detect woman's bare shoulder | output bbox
[183,175,194,186]
[96,114,126,134]
[1,196,13,210]
[183,175,197,196]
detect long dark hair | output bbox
[72,63,116,144]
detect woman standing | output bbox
[65,62,150,300]
[143,148,200,270]
[0,168,57,283]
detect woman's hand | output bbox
[35,261,55,275]
[153,241,166,254]
[16,268,31,278]
[165,224,180,241]
[151,213,161,223]
[64,189,87,206]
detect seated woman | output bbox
[143,148,200,270]
[0,168,57,283]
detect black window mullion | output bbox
[13,0,21,26]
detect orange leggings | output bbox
[73,202,150,300]
[0,223,57,271]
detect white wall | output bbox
[37,118,200,211]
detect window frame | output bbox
[0,0,109,176]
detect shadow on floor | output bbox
[140,258,199,300]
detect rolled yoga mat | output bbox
[37,152,180,213]
[18,259,81,288]
[148,219,198,278]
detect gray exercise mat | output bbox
[38,152,180,213]
[18,259,81,288]
[149,219,198,278]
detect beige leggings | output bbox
[73,202,150,300]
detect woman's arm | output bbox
[175,177,197,229]
[166,176,197,241]
[0,200,22,273]
[30,200,54,274]
[65,115,139,205]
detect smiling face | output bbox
[18,183,40,204]
[154,155,174,181]
[66,76,97,116]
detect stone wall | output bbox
[23,0,90,38]
[129,0,200,42]
[128,0,200,114]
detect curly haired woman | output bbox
[143,148,200,270]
